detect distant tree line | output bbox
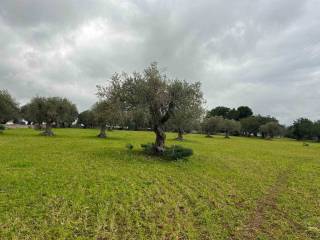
[1,63,320,144]
[286,118,320,141]
[201,106,284,139]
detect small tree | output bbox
[220,119,241,138]
[27,97,77,136]
[167,81,204,141]
[260,122,283,139]
[26,97,47,129]
[0,89,19,124]
[39,97,59,136]
[201,116,223,137]
[240,116,260,136]
[92,100,123,138]
[56,98,78,127]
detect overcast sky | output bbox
[1,0,320,125]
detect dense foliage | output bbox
[23,97,78,136]
[0,89,19,123]
[207,105,253,120]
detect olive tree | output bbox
[97,63,201,153]
[259,122,283,139]
[240,116,260,136]
[220,119,241,138]
[27,97,77,136]
[201,116,223,137]
[0,89,19,124]
[92,99,123,138]
[240,115,277,137]
[167,81,204,141]
[23,97,46,129]
[56,98,78,127]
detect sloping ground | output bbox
[0,129,319,239]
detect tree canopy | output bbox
[25,97,78,136]
[207,105,253,120]
[260,122,284,139]
[291,118,314,140]
[167,81,204,140]
[97,63,204,152]
[201,116,223,137]
[0,89,19,123]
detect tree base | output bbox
[40,131,54,136]
[97,133,107,138]
[175,137,184,141]
[205,135,213,138]
[153,145,165,154]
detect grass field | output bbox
[0,128,320,239]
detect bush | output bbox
[141,143,193,160]
[164,145,193,160]
[141,143,154,155]
[0,124,5,131]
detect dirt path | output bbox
[232,171,289,239]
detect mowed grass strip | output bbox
[0,128,319,239]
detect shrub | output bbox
[141,143,155,155]
[141,143,193,160]
[164,145,193,160]
[0,124,5,132]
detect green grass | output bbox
[0,128,319,239]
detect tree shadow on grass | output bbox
[82,135,124,141]
[126,149,190,164]
[169,138,199,144]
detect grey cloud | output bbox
[0,0,320,124]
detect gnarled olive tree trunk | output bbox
[97,124,107,138]
[154,125,166,153]
[42,122,54,136]
[152,102,175,154]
